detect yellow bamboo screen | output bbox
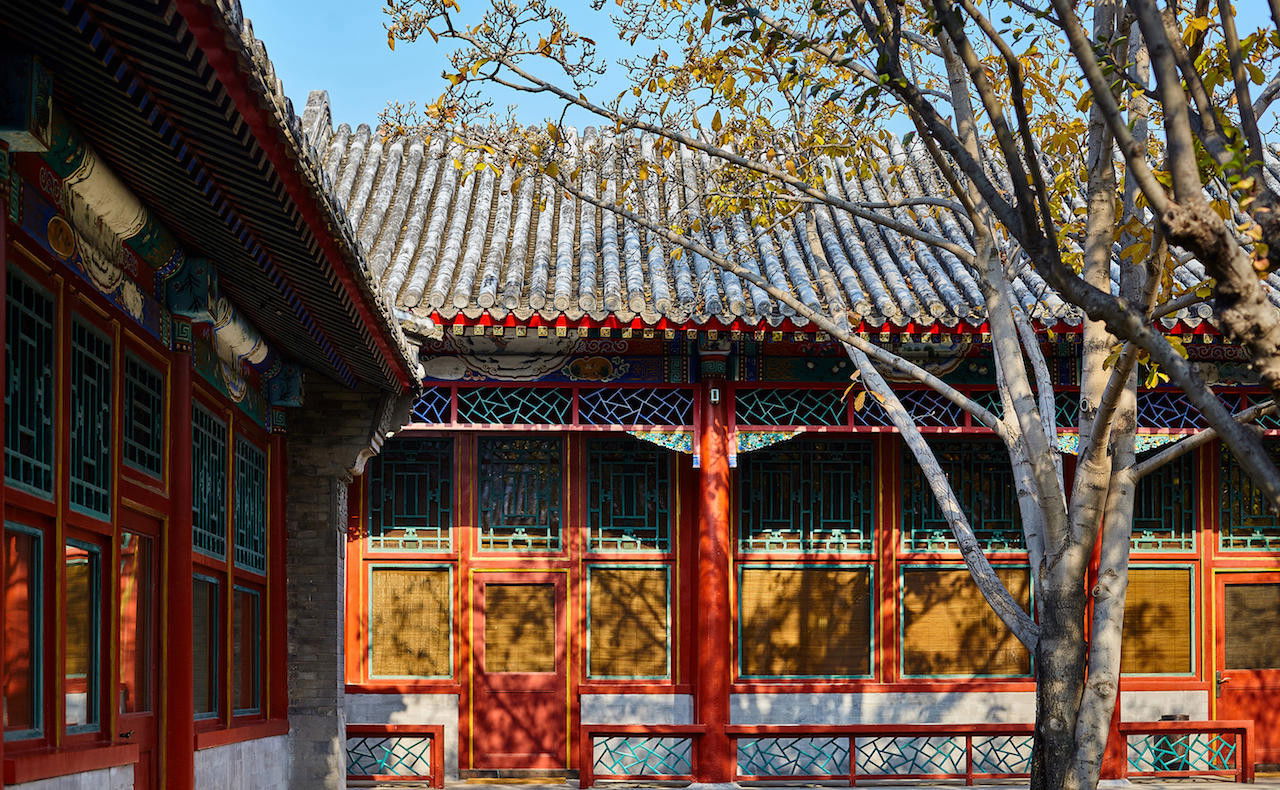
[484,583,556,673]
[370,568,451,677]
[901,567,1031,676]
[65,557,92,677]
[589,567,669,678]
[1224,583,1280,670]
[1121,567,1192,675]
[739,567,872,677]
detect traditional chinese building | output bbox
[0,3,419,789]
[303,97,1280,784]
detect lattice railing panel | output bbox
[346,736,432,777]
[739,440,875,553]
[410,386,452,424]
[902,439,1022,552]
[6,271,55,497]
[234,440,267,572]
[369,438,453,552]
[588,437,670,551]
[1127,733,1237,773]
[123,355,164,477]
[478,437,562,550]
[70,320,113,519]
[458,387,571,424]
[1220,440,1280,551]
[192,405,228,559]
[738,737,850,776]
[855,736,965,775]
[579,388,693,426]
[971,735,1034,774]
[735,388,847,426]
[593,736,692,776]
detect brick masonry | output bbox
[285,376,414,790]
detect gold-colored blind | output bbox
[1224,583,1280,670]
[589,568,669,678]
[739,567,872,677]
[484,583,556,673]
[902,567,1031,676]
[65,557,92,677]
[370,568,452,677]
[1121,567,1192,675]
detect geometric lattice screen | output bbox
[901,439,1022,552]
[368,438,453,552]
[587,437,670,552]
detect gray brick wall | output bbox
[284,377,413,789]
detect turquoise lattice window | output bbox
[1132,452,1195,551]
[458,387,571,424]
[234,439,267,573]
[409,386,452,423]
[192,405,228,558]
[69,320,113,519]
[1126,732,1237,774]
[368,438,453,552]
[477,437,562,550]
[123,355,164,478]
[593,736,692,777]
[1219,441,1280,550]
[739,439,874,553]
[735,388,846,426]
[579,388,694,426]
[588,437,670,551]
[346,735,433,777]
[6,271,55,497]
[902,439,1021,552]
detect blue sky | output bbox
[242,1,1276,130]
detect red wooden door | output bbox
[1216,573,1280,764]
[472,573,568,770]
[118,512,160,790]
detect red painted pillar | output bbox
[164,339,195,790]
[1100,691,1126,779]
[694,375,733,783]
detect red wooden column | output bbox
[163,333,195,790]
[693,346,733,783]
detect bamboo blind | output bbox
[901,567,1031,676]
[1224,583,1280,670]
[65,558,92,677]
[370,568,452,677]
[484,583,556,673]
[739,567,872,677]
[1121,567,1192,675]
[589,568,669,677]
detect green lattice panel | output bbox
[123,355,164,477]
[234,439,267,573]
[192,405,228,559]
[735,388,847,426]
[593,736,692,776]
[588,436,670,551]
[477,437,562,550]
[6,271,55,497]
[457,387,571,424]
[902,439,1022,552]
[971,735,1033,774]
[1132,451,1195,551]
[739,439,874,553]
[368,437,453,552]
[1219,441,1280,550]
[1127,733,1237,774]
[346,736,432,777]
[855,736,965,775]
[738,737,850,776]
[69,320,113,519]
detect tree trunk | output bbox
[1032,576,1090,790]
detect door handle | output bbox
[119,730,134,739]
[1215,671,1231,698]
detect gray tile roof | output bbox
[300,92,1280,336]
